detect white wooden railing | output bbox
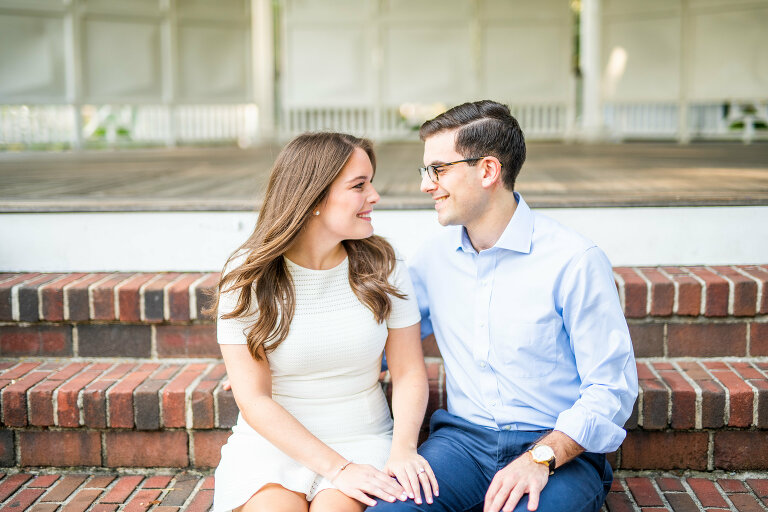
[0,104,259,148]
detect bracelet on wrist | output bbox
[330,461,353,482]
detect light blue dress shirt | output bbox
[408,193,638,454]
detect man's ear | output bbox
[479,157,503,189]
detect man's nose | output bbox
[420,173,436,194]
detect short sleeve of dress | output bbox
[385,256,421,329]
[217,253,257,345]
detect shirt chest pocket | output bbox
[495,322,558,378]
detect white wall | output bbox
[1,207,766,272]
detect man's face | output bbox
[421,129,484,227]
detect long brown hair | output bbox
[210,132,405,360]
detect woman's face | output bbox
[315,147,380,241]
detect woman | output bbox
[212,132,437,512]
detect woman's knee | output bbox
[237,483,309,512]
[309,489,366,512]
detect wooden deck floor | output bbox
[1,141,767,211]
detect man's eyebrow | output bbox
[427,160,447,166]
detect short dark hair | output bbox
[419,100,526,191]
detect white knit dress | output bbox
[213,254,421,512]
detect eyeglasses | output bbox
[418,157,496,183]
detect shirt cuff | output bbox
[554,402,627,454]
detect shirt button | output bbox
[503,425,511,431]
[479,361,486,368]
[479,321,485,327]
[489,400,497,407]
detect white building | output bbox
[1,0,766,148]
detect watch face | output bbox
[532,445,554,461]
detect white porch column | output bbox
[579,0,603,141]
[252,0,275,141]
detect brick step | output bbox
[2,268,767,360]
[0,471,766,512]
[1,357,767,472]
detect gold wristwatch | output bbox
[528,444,556,475]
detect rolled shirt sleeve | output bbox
[553,246,639,453]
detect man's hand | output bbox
[483,452,549,512]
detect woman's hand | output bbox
[331,463,407,507]
[384,449,439,505]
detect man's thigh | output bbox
[374,421,493,512]
[512,453,611,512]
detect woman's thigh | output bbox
[309,489,365,512]
[236,483,309,512]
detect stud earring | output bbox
[314,210,320,216]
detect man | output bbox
[376,100,638,512]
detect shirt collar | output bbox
[454,192,533,254]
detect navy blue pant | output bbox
[375,409,612,512]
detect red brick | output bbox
[730,362,768,427]
[746,479,768,498]
[16,274,66,322]
[191,364,226,429]
[156,325,219,358]
[738,265,768,314]
[193,430,231,467]
[160,475,198,506]
[29,475,60,488]
[86,476,116,489]
[184,489,213,512]
[652,363,696,429]
[99,475,143,503]
[117,274,156,322]
[686,266,729,317]
[656,477,684,491]
[625,477,663,506]
[752,322,768,356]
[193,273,220,320]
[104,431,188,467]
[729,493,764,511]
[107,363,159,428]
[637,362,668,429]
[216,386,238,428]
[123,488,161,512]
[688,478,728,507]
[604,492,634,512]
[2,488,46,510]
[19,431,101,466]
[28,362,87,426]
[704,363,754,427]
[143,273,181,323]
[620,431,708,470]
[718,479,748,493]
[667,323,747,357]
[142,476,173,489]
[0,325,73,357]
[0,274,41,321]
[661,267,702,316]
[2,370,51,426]
[40,273,87,321]
[0,473,32,502]
[91,506,119,512]
[56,363,112,427]
[91,273,134,321]
[168,273,204,322]
[163,363,208,427]
[41,474,87,502]
[201,476,214,490]
[714,431,768,470]
[77,324,151,358]
[678,361,726,428]
[82,363,135,428]
[665,493,700,512]
[712,266,758,316]
[61,488,103,512]
[135,364,181,430]
[627,323,663,358]
[615,268,647,318]
[63,273,110,321]
[30,503,59,512]
[638,268,674,316]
